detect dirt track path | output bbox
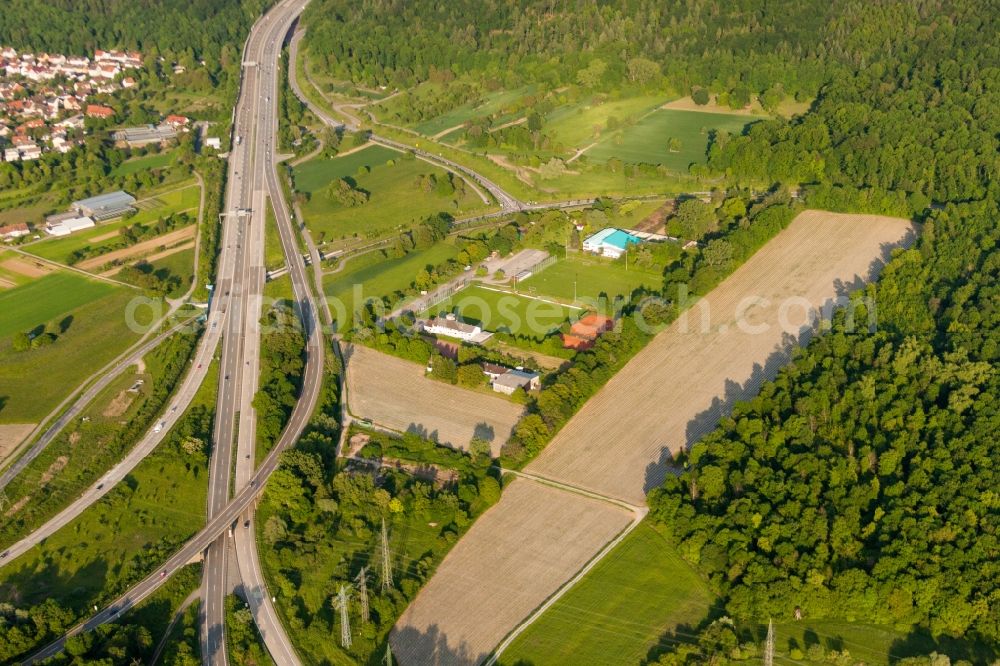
[76,225,196,272]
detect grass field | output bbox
[422,284,576,339]
[0,271,117,338]
[544,95,667,148]
[110,150,177,177]
[146,246,195,298]
[26,182,200,263]
[292,145,398,191]
[501,520,713,665]
[0,282,145,423]
[405,85,534,136]
[263,196,284,271]
[587,108,754,170]
[0,357,213,615]
[518,254,661,308]
[323,242,460,330]
[296,154,489,245]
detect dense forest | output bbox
[302,0,993,104]
[0,0,273,63]
[650,197,999,658]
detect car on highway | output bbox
[244,520,251,529]
[153,421,165,433]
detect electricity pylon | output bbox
[355,566,370,623]
[336,585,352,649]
[380,518,393,592]
[764,618,774,666]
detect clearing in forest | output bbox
[344,344,523,454]
[391,210,916,664]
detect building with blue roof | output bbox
[582,227,643,259]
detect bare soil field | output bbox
[345,344,524,454]
[390,478,632,665]
[0,423,35,463]
[1,256,55,279]
[76,225,196,272]
[529,210,916,503]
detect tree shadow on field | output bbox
[472,423,495,443]
[643,337,796,495]
[389,624,487,666]
[641,597,727,665]
[58,315,74,334]
[0,396,7,417]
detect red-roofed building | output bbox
[86,104,114,119]
[0,222,30,240]
[562,313,614,350]
[165,114,189,128]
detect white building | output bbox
[582,227,643,260]
[46,215,94,236]
[422,313,482,342]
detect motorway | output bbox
[11,2,532,662]
[5,1,321,662]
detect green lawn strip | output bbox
[297,155,489,246]
[0,330,204,547]
[263,274,295,303]
[0,360,214,659]
[587,108,755,170]
[110,150,178,177]
[0,286,146,423]
[421,283,578,339]
[226,594,276,666]
[264,196,285,272]
[500,520,713,665]
[517,253,661,308]
[323,242,460,330]
[0,271,116,338]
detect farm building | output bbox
[72,190,136,221]
[492,369,541,395]
[562,313,614,350]
[0,222,29,240]
[46,215,94,236]
[583,228,642,259]
[421,313,489,342]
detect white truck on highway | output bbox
[235,135,243,146]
